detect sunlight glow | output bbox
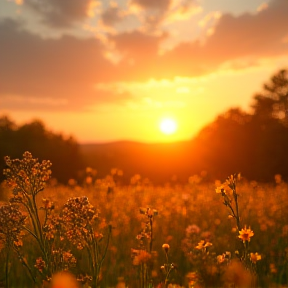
[160,118,177,135]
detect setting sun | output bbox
[159,118,177,135]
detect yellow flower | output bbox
[162,243,170,253]
[195,240,212,250]
[217,254,226,264]
[215,184,233,195]
[215,185,224,194]
[238,226,254,242]
[250,252,261,264]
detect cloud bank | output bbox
[0,0,287,110]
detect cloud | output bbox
[107,0,288,79]
[257,2,269,12]
[0,18,131,111]
[157,0,288,76]
[110,30,166,62]
[128,0,201,32]
[101,4,127,27]
[203,0,288,59]
[129,0,171,11]
[163,0,202,24]
[0,0,288,111]
[127,0,171,32]
[24,0,100,27]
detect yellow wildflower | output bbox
[195,240,212,250]
[250,252,261,264]
[238,226,254,242]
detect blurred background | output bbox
[0,0,288,184]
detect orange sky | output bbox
[0,0,288,143]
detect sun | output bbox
[159,118,177,135]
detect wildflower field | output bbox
[0,152,288,288]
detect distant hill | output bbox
[80,140,206,184]
[80,106,288,184]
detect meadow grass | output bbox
[0,152,288,288]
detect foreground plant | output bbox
[160,244,176,288]
[61,196,112,288]
[181,224,217,287]
[132,207,158,288]
[216,174,241,231]
[216,174,262,286]
[3,152,54,278]
[0,203,35,287]
[3,152,76,284]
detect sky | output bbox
[0,0,288,143]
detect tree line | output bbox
[0,118,83,183]
[194,69,288,181]
[0,69,287,184]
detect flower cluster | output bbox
[76,274,93,284]
[4,151,52,198]
[160,243,177,287]
[195,240,212,251]
[216,173,241,231]
[139,207,158,218]
[42,214,62,241]
[0,204,26,248]
[35,257,46,273]
[181,225,211,262]
[51,249,77,271]
[61,196,98,248]
[217,252,231,264]
[216,174,240,197]
[41,198,54,211]
[136,207,158,250]
[216,174,240,194]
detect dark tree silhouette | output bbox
[252,69,288,125]
[193,69,288,181]
[249,69,288,180]
[0,116,84,183]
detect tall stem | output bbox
[234,188,241,231]
[15,248,36,284]
[5,242,11,288]
[149,217,153,253]
[32,194,43,244]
